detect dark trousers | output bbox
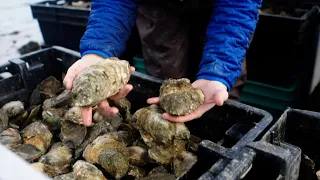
[136,5,248,100]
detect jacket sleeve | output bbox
[80,0,138,58]
[196,0,261,90]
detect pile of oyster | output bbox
[0,58,204,179]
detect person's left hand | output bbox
[147,79,229,123]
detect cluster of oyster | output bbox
[0,58,202,179]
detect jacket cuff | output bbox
[196,74,231,91]
[81,50,111,59]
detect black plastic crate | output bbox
[246,6,319,86]
[30,0,90,51]
[260,108,320,180]
[0,46,274,179]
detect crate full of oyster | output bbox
[0,47,273,180]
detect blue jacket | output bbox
[80,0,262,90]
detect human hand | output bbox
[63,54,135,126]
[147,79,228,123]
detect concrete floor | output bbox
[0,0,44,65]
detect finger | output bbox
[163,103,215,123]
[130,66,135,73]
[82,107,93,126]
[213,90,229,106]
[147,97,160,104]
[109,84,133,100]
[98,100,118,116]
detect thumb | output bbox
[82,107,93,126]
[211,90,229,106]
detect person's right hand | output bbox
[63,54,135,126]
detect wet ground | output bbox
[0,0,44,65]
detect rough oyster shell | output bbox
[42,108,65,130]
[39,142,73,177]
[173,151,197,177]
[127,146,149,166]
[1,101,24,118]
[73,160,106,180]
[60,120,87,149]
[133,104,190,146]
[12,144,42,162]
[43,90,73,110]
[0,128,21,149]
[148,166,168,174]
[21,121,53,154]
[128,165,147,178]
[159,78,204,116]
[64,107,82,125]
[53,172,75,180]
[0,109,8,133]
[93,111,123,129]
[31,162,45,173]
[72,58,131,107]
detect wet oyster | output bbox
[0,110,8,133]
[43,90,73,110]
[64,107,82,124]
[148,139,186,165]
[53,172,75,180]
[21,121,53,154]
[60,120,87,149]
[72,58,131,107]
[31,162,45,173]
[39,142,73,177]
[1,101,24,118]
[73,160,106,180]
[0,128,21,149]
[12,144,42,162]
[42,108,65,130]
[83,133,129,179]
[128,165,147,178]
[159,78,204,116]
[133,104,190,146]
[127,146,149,166]
[173,151,197,177]
[93,110,123,129]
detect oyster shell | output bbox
[73,160,106,180]
[64,107,82,124]
[108,98,132,122]
[60,120,87,149]
[31,162,45,173]
[38,76,61,99]
[12,144,42,162]
[173,151,197,177]
[128,165,147,178]
[159,78,204,116]
[0,128,21,149]
[43,90,73,110]
[83,133,129,179]
[127,146,149,166]
[21,121,53,154]
[1,101,24,118]
[137,173,176,180]
[72,58,131,107]
[148,139,186,165]
[42,108,65,130]
[188,135,202,152]
[133,104,190,146]
[10,110,28,127]
[148,166,168,174]
[53,172,75,180]
[20,105,41,129]
[39,142,73,177]
[93,111,123,129]
[0,109,8,133]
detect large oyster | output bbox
[73,160,106,180]
[39,142,73,177]
[72,58,131,107]
[133,104,190,146]
[21,121,53,154]
[159,78,204,115]
[1,101,24,118]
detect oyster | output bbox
[39,142,73,177]
[173,151,197,177]
[108,98,132,122]
[83,133,129,179]
[149,166,168,174]
[188,135,202,152]
[60,120,87,149]
[64,107,82,124]
[42,108,65,130]
[72,58,131,107]
[159,78,204,116]
[128,165,147,178]
[127,146,149,166]
[133,138,149,150]
[53,172,75,180]
[12,144,42,162]
[93,110,123,129]
[38,76,61,99]
[148,139,186,165]
[0,128,21,149]
[43,90,73,110]
[133,104,190,146]
[20,105,41,128]
[31,162,45,173]
[21,121,53,154]
[73,160,106,180]
[0,109,8,133]
[1,101,24,118]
